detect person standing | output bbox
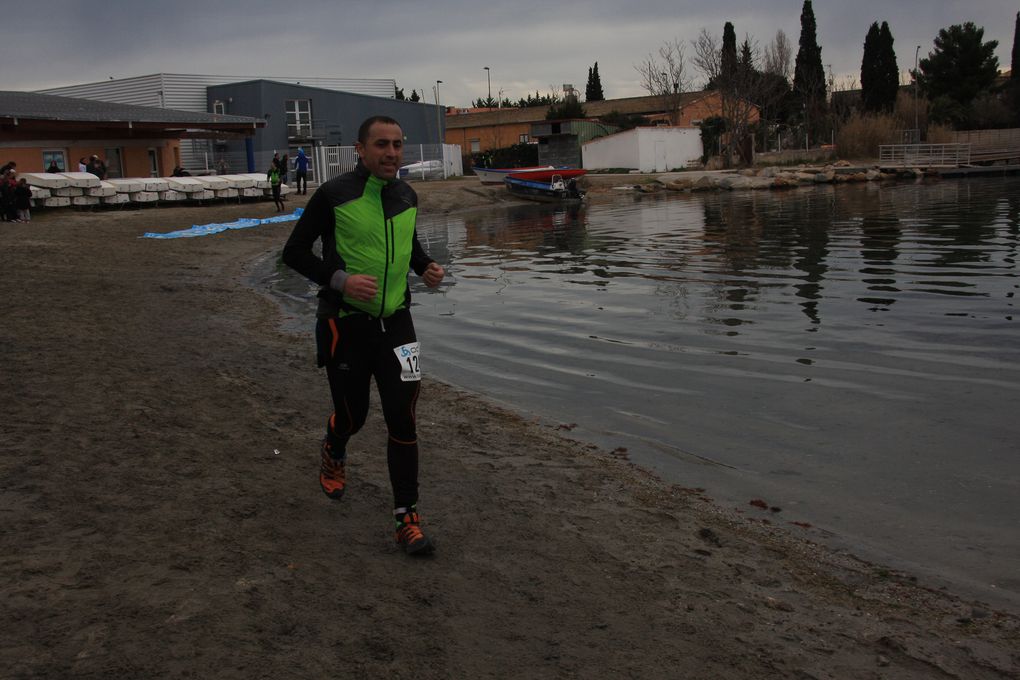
[14,178,32,222]
[267,161,284,212]
[282,115,445,555]
[293,148,309,195]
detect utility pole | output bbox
[914,45,921,142]
[484,67,491,104]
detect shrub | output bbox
[835,113,899,159]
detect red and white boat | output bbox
[506,168,587,183]
[472,165,553,184]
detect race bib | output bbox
[393,342,422,382]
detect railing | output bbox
[878,143,971,168]
[312,144,463,183]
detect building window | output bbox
[212,100,226,115]
[286,99,313,138]
[519,134,529,143]
[469,138,480,153]
[42,150,66,172]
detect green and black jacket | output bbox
[282,163,434,319]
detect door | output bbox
[103,148,123,178]
[147,148,161,177]
[654,141,667,172]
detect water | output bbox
[261,177,1020,610]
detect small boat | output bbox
[472,165,553,184]
[504,173,586,203]
[506,168,587,184]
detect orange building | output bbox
[0,91,263,176]
[445,90,755,155]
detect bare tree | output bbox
[763,30,792,82]
[635,38,692,124]
[758,30,794,151]
[691,28,722,89]
[721,36,764,165]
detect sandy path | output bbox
[1,189,1017,679]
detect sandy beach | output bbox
[2,181,1018,679]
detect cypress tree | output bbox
[721,22,738,87]
[793,0,826,137]
[586,62,605,101]
[1012,12,1019,84]
[877,22,899,113]
[861,22,882,112]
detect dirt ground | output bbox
[2,181,1018,679]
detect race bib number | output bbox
[393,342,422,382]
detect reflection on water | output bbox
[265,177,1020,609]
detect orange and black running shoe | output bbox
[394,508,434,555]
[319,439,346,500]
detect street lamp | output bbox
[435,80,443,106]
[484,67,491,104]
[914,45,921,140]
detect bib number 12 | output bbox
[393,342,422,382]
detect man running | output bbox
[282,115,445,555]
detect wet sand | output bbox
[1,185,1018,678]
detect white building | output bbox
[582,127,703,173]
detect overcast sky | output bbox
[2,1,1016,107]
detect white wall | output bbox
[582,127,703,172]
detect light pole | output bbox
[484,67,491,105]
[434,80,443,146]
[914,45,921,140]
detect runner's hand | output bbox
[343,274,378,301]
[423,262,445,288]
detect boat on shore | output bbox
[504,172,586,204]
[472,165,553,184]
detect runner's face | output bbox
[357,123,404,180]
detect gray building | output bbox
[206,80,445,174]
[39,73,400,171]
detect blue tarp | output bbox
[142,208,304,239]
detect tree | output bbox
[792,0,827,143]
[860,23,882,110]
[395,87,406,101]
[691,28,721,89]
[721,22,738,87]
[585,62,605,101]
[861,21,899,113]
[634,38,691,124]
[516,91,559,108]
[546,96,585,120]
[1013,12,1019,81]
[759,30,794,149]
[409,89,421,103]
[1010,12,1020,124]
[918,22,999,110]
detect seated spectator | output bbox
[171,165,191,177]
[78,157,88,173]
[46,160,61,173]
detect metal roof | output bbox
[0,90,261,125]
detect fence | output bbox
[950,128,1020,164]
[878,143,971,168]
[313,144,463,183]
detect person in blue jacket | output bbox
[294,148,310,195]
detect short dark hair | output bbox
[357,115,401,144]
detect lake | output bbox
[261,177,1020,611]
